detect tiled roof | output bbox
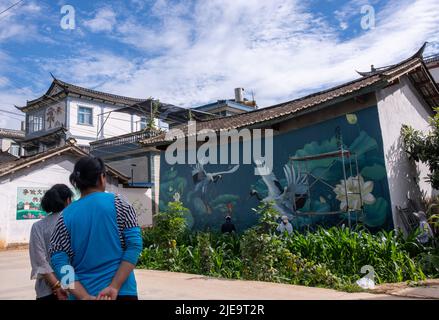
[142,45,438,147]
[0,128,25,140]
[124,99,221,124]
[0,142,129,182]
[18,78,146,111]
[0,151,18,163]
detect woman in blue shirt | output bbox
[50,156,143,300]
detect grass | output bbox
[137,201,438,291]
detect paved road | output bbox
[0,250,419,300]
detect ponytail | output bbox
[70,156,106,192]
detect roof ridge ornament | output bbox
[356,42,428,77]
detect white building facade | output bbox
[0,144,153,249]
[17,78,154,155]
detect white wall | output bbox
[119,188,153,227]
[0,155,152,248]
[1,138,12,152]
[0,156,76,248]
[376,76,435,231]
[107,155,150,183]
[67,97,144,146]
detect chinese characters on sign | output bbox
[16,187,49,220]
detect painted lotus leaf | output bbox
[310,199,331,212]
[349,131,378,156]
[210,194,240,207]
[294,136,343,169]
[309,166,343,182]
[361,164,387,181]
[363,197,389,227]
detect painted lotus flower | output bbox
[333,175,376,211]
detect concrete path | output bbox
[0,249,434,300]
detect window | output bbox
[78,106,93,125]
[9,144,20,157]
[139,116,147,130]
[27,111,44,133]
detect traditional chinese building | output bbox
[424,52,439,84]
[15,77,164,156]
[193,88,257,117]
[142,44,439,234]
[0,128,24,158]
[0,142,153,249]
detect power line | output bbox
[0,0,25,16]
[0,108,25,117]
[0,112,24,122]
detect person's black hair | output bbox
[69,156,106,192]
[41,184,73,214]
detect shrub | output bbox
[142,200,188,248]
[285,226,427,284]
[401,108,439,189]
[138,201,437,290]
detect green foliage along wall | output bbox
[159,106,393,232]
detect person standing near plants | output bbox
[276,216,293,235]
[50,156,143,300]
[29,184,73,300]
[221,216,236,234]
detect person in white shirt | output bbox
[276,215,293,235]
[413,211,434,244]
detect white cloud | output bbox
[49,0,437,109]
[0,0,43,42]
[2,0,439,131]
[84,7,117,32]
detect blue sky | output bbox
[0,0,439,129]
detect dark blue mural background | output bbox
[159,106,393,232]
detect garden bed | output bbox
[138,201,439,292]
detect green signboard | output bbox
[16,187,48,220]
[16,187,81,220]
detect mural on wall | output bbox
[45,102,65,130]
[159,106,393,232]
[16,187,80,220]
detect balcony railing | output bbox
[90,129,162,150]
[424,53,439,65]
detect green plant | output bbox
[143,200,188,248]
[401,108,439,189]
[138,202,437,291]
[146,98,160,130]
[240,228,283,281]
[195,232,214,275]
[252,201,279,234]
[285,226,427,284]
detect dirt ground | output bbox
[0,249,437,300]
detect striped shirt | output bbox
[50,192,142,298]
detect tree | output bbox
[401,107,439,189]
[147,99,160,130]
